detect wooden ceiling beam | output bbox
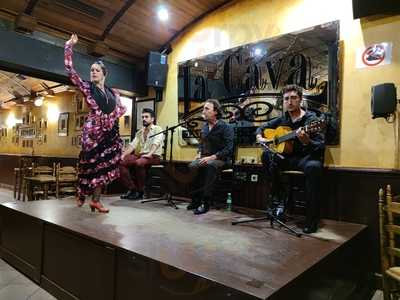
[100,0,136,41]
[24,0,40,15]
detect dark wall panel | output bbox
[42,225,115,300]
[0,206,43,282]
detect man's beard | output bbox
[143,121,150,127]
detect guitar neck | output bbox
[276,130,297,144]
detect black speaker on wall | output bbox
[352,0,400,19]
[371,83,397,119]
[146,51,168,88]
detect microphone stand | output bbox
[232,142,302,237]
[141,121,190,209]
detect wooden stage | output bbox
[0,197,368,300]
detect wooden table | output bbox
[23,175,56,201]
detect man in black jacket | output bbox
[256,84,325,233]
[188,99,234,215]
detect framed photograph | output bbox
[58,112,69,137]
[75,92,85,113]
[20,126,36,138]
[124,115,130,129]
[75,114,86,130]
[38,118,47,129]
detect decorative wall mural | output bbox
[178,21,340,145]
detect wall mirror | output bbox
[177,21,340,146]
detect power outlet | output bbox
[250,174,258,182]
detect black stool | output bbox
[144,164,165,199]
[280,170,306,217]
[212,167,234,209]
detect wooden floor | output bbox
[0,195,367,300]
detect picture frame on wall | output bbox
[58,112,69,137]
[75,92,85,113]
[20,127,36,138]
[124,115,130,129]
[38,118,48,129]
[75,114,86,131]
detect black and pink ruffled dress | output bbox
[64,42,126,200]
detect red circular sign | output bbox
[362,44,385,66]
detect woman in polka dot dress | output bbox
[65,33,126,213]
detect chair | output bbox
[13,157,33,200]
[23,162,56,201]
[379,185,400,300]
[32,162,56,176]
[56,163,78,198]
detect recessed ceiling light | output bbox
[157,7,169,21]
[254,48,262,56]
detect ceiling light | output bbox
[157,7,169,21]
[34,97,44,107]
[254,48,262,56]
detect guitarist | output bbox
[255,84,325,234]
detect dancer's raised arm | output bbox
[64,33,88,92]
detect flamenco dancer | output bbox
[64,33,126,213]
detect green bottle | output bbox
[226,193,232,211]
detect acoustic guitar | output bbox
[262,118,325,154]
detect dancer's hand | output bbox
[67,33,78,45]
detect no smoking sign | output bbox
[356,42,392,68]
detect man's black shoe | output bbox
[121,190,137,199]
[193,203,209,215]
[187,198,201,210]
[132,191,144,200]
[303,220,318,234]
